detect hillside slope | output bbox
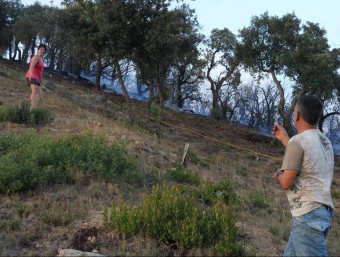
[0,60,339,256]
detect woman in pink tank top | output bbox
[25,44,47,110]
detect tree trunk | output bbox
[176,67,185,108]
[207,67,224,120]
[8,41,13,60]
[319,111,340,132]
[155,77,167,137]
[157,84,165,123]
[95,54,101,91]
[113,59,135,123]
[22,43,31,64]
[76,63,82,79]
[211,86,221,119]
[270,68,305,136]
[176,82,183,108]
[57,48,64,71]
[49,45,55,70]
[137,80,143,95]
[11,41,20,61]
[147,81,154,115]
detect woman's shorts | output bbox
[26,78,41,87]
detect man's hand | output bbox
[273,169,283,184]
[273,169,298,190]
[272,123,290,147]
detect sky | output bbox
[21,0,340,48]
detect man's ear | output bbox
[295,110,301,121]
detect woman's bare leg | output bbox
[30,84,41,110]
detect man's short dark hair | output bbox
[296,95,323,125]
[38,44,47,52]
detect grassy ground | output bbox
[0,60,339,256]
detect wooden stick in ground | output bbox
[181,143,190,165]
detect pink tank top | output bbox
[26,56,44,82]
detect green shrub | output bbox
[150,103,159,115]
[167,165,199,185]
[0,220,20,231]
[29,108,54,126]
[104,203,143,237]
[0,100,53,126]
[0,133,143,193]
[194,177,238,205]
[249,190,269,209]
[16,204,29,218]
[104,183,243,255]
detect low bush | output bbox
[249,189,270,209]
[0,133,143,193]
[104,182,244,256]
[167,165,200,185]
[0,100,53,126]
[194,178,238,205]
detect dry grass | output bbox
[0,60,339,256]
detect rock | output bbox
[215,191,223,197]
[92,121,103,127]
[48,128,59,132]
[0,208,12,219]
[158,150,167,159]
[58,249,105,257]
[142,143,154,153]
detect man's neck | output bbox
[297,124,317,134]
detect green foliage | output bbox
[0,100,53,126]
[237,12,339,134]
[194,178,238,205]
[104,182,243,256]
[249,190,269,209]
[150,103,159,115]
[16,204,28,218]
[167,165,199,185]
[205,28,241,121]
[0,133,143,194]
[103,204,142,238]
[0,220,20,232]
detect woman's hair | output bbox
[38,44,47,52]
